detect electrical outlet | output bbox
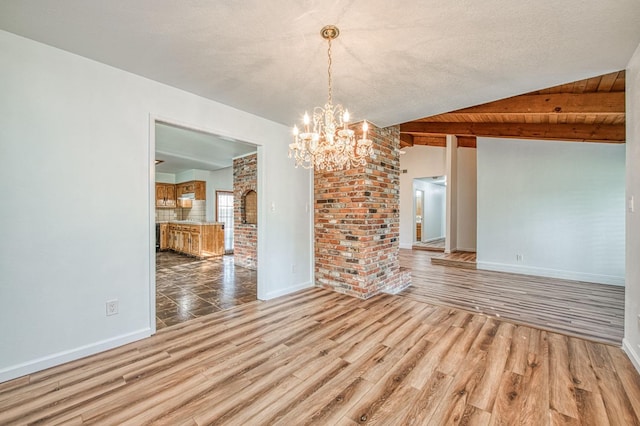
[106,299,118,316]
[516,254,524,262]
[292,264,297,273]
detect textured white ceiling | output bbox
[155,122,256,174]
[1,1,639,128]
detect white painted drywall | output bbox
[457,148,477,251]
[0,30,312,382]
[155,172,176,184]
[415,180,446,242]
[477,137,625,285]
[206,167,233,221]
[427,183,446,241]
[625,41,640,373]
[399,146,446,248]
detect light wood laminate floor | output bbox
[400,249,624,346]
[1,287,638,425]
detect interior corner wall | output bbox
[414,180,445,242]
[0,30,312,382]
[625,41,640,372]
[399,146,446,248]
[456,148,477,251]
[477,137,625,285]
[206,167,233,221]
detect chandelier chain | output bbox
[327,37,332,105]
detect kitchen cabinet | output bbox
[159,223,169,250]
[166,222,223,258]
[176,180,206,200]
[155,183,176,208]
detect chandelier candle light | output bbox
[289,25,374,171]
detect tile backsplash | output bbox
[156,200,206,222]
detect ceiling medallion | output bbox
[289,25,374,171]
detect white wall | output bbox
[477,137,625,285]
[399,144,476,250]
[457,148,477,251]
[0,30,313,382]
[205,167,233,221]
[416,181,446,242]
[399,146,446,248]
[155,172,176,184]
[625,42,640,372]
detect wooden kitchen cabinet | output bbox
[155,183,176,208]
[159,223,169,250]
[176,180,206,200]
[166,222,223,258]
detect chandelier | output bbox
[289,25,374,171]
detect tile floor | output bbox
[155,251,257,329]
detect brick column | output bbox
[314,124,411,298]
[233,154,257,270]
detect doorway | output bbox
[151,119,259,331]
[412,176,447,251]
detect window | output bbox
[216,191,234,254]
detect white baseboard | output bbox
[262,281,313,300]
[455,247,476,253]
[476,261,624,286]
[0,328,152,383]
[623,338,640,374]
[424,236,445,243]
[399,243,413,250]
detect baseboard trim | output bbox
[623,338,640,374]
[476,261,624,286]
[424,237,445,243]
[399,243,413,250]
[0,328,152,383]
[263,281,313,300]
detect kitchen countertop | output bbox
[156,220,223,225]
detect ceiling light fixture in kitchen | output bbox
[288,25,374,171]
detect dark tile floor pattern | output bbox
[155,251,257,330]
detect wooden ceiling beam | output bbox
[413,135,446,147]
[399,134,477,148]
[400,122,625,143]
[422,92,624,119]
[400,133,414,147]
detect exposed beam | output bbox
[426,92,624,117]
[400,122,625,143]
[400,133,414,147]
[457,136,476,148]
[399,134,477,148]
[413,135,446,147]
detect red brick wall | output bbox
[314,124,410,298]
[233,154,257,270]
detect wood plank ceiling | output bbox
[399,70,626,148]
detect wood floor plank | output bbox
[518,330,550,426]
[607,345,640,421]
[1,281,638,425]
[393,370,454,425]
[548,333,580,419]
[399,249,624,345]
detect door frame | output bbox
[148,114,262,334]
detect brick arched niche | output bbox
[233,153,257,270]
[242,190,257,224]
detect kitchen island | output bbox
[158,221,224,258]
